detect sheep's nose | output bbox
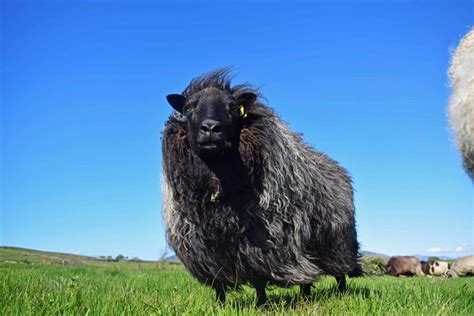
[200,119,222,134]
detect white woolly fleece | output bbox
[448,28,474,180]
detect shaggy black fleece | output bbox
[162,69,362,303]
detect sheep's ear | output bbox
[166,94,186,113]
[236,92,257,107]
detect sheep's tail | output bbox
[348,251,365,277]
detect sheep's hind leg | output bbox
[335,275,346,293]
[300,284,312,299]
[214,283,226,304]
[253,281,267,307]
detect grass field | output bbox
[1,247,473,315]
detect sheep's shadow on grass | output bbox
[233,284,377,311]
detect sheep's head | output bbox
[166,87,256,159]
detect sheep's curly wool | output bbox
[448,28,474,180]
[161,70,362,291]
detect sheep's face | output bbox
[167,88,256,159]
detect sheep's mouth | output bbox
[198,141,225,154]
[197,139,233,157]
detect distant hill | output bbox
[413,254,455,262]
[0,246,101,265]
[10,246,453,267]
[164,254,180,262]
[0,246,159,266]
[361,250,390,259]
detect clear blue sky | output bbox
[1,0,473,260]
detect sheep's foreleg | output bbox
[300,283,312,299]
[335,275,346,293]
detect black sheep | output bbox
[162,68,362,305]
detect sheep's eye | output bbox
[182,104,194,116]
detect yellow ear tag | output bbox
[239,105,248,118]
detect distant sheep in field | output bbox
[428,260,450,276]
[421,260,431,275]
[384,256,424,277]
[161,69,362,305]
[447,255,474,278]
[448,28,474,180]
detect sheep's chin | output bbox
[196,140,233,159]
[197,142,225,157]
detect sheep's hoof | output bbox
[256,296,267,308]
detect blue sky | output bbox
[1,0,473,260]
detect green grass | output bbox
[1,247,473,315]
